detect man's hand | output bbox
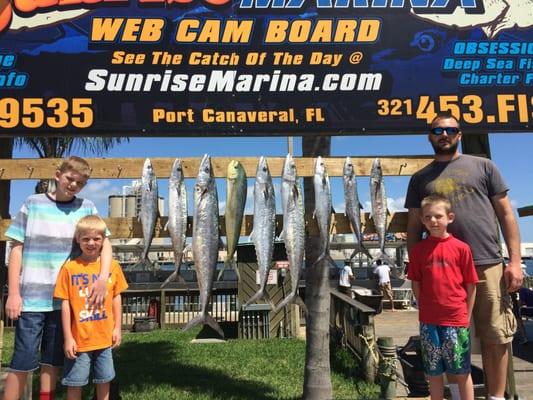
[112,327,122,349]
[5,294,22,320]
[88,277,107,308]
[64,337,78,359]
[504,260,523,293]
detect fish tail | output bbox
[160,269,185,288]
[311,253,335,269]
[217,258,239,281]
[181,313,225,339]
[273,290,307,315]
[243,289,264,307]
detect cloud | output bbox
[363,197,406,213]
[82,180,121,214]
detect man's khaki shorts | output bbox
[473,263,516,344]
[379,282,393,300]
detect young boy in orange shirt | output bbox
[54,215,128,400]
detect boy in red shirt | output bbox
[54,215,128,400]
[408,194,478,400]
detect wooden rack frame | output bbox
[0,156,427,240]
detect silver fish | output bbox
[139,158,159,265]
[182,154,224,338]
[162,159,188,287]
[369,158,397,269]
[274,154,307,314]
[220,160,247,280]
[313,156,333,266]
[244,157,276,308]
[343,157,371,260]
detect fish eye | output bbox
[204,167,209,172]
[262,167,267,172]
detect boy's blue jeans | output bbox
[9,310,64,372]
[62,347,115,386]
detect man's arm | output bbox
[406,208,423,255]
[5,242,23,320]
[111,294,122,348]
[89,237,112,307]
[61,299,77,359]
[491,193,523,292]
[466,283,476,322]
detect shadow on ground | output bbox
[115,340,297,400]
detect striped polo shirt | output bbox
[6,193,99,311]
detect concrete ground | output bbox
[374,309,533,399]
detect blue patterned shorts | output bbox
[420,323,471,376]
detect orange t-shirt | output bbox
[54,258,128,352]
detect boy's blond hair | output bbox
[421,194,452,214]
[58,156,91,179]
[75,215,107,238]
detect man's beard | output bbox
[431,140,459,155]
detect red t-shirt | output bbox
[408,234,478,327]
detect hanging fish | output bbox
[220,160,247,280]
[244,157,276,308]
[182,154,224,338]
[161,159,188,287]
[343,157,371,260]
[369,158,397,269]
[274,154,307,314]
[139,158,158,268]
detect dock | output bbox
[374,310,533,399]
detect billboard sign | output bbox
[1,0,532,136]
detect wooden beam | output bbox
[518,206,533,218]
[0,157,433,180]
[0,212,408,241]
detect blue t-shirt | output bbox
[6,193,99,311]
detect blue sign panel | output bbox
[0,0,532,136]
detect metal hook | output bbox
[117,165,122,178]
[398,162,407,175]
[0,168,4,178]
[26,165,34,177]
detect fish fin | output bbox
[249,230,255,242]
[358,202,364,210]
[331,205,336,215]
[204,313,225,338]
[312,209,316,219]
[277,229,285,241]
[217,260,229,281]
[273,292,295,314]
[181,313,225,339]
[294,294,308,316]
[244,289,264,308]
[163,221,169,232]
[160,269,185,288]
[262,188,268,201]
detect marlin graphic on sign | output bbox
[412,0,533,38]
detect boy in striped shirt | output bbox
[3,156,112,400]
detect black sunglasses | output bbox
[431,127,460,136]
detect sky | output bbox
[8,133,533,243]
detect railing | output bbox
[330,289,379,383]
[2,287,240,330]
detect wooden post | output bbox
[302,135,333,400]
[159,289,166,329]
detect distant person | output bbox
[405,113,522,400]
[54,215,128,400]
[3,156,113,400]
[373,259,394,311]
[408,194,478,400]
[339,261,355,296]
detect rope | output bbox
[358,333,379,365]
